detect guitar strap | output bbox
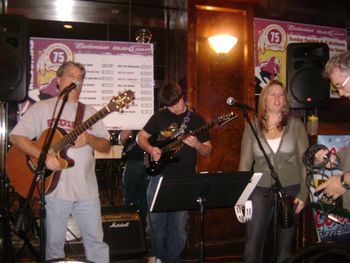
[177,109,191,136]
[74,102,85,128]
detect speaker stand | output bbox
[0,102,14,262]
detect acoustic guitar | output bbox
[144,112,238,176]
[6,90,135,198]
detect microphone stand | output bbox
[1,102,14,262]
[241,108,298,263]
[15,93,69,262]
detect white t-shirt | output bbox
[266,137,282,154]
[10,97,110,201]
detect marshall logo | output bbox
[109,222,130,228]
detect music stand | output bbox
[150,171,259,263]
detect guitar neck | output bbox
[159,112,237,154]
[162,122,213,154]
[52,106,112,153]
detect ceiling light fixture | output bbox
[63,24,73,29]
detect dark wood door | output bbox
[187,0,256,255]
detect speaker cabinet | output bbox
[287,43,330,109]
[102,206,146,260]
[0,15,29,102]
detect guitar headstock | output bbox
[215,112,238,126]
[108,90,135,112]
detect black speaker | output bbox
[0,15,29,102]
[102,206,146,260]
[287,42,330,109]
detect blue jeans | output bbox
[243,185,300,263]
[122,160,149,220]
[147,175,188,263]
[45,196,109,263]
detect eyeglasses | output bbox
[335,76,350,90]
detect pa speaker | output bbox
[102,206,146,260]
[287,43,329,109]
[0,15,29,102]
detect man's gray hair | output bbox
[323,50,350,78]
[56,61,86,79]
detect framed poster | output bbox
[26,37,154,130]
[254,18,347,97]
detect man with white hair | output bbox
[316,51,350,206]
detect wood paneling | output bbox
[187,0,255,255]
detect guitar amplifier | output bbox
[102,206,146,259]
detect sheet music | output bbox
[235,172,262,206]
[150,176,164,212]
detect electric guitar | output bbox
[144,112,238,176]
[6,90,135,198]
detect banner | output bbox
[254,18,347,96]
[27,37,154,130]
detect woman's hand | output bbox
[293,198,305,214]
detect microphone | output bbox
[226,97,254,111]
[59,81,80,97]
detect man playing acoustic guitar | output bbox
[9,61,111,262]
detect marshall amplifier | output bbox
[102,206,146,259]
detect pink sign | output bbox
[254,18,347,95]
